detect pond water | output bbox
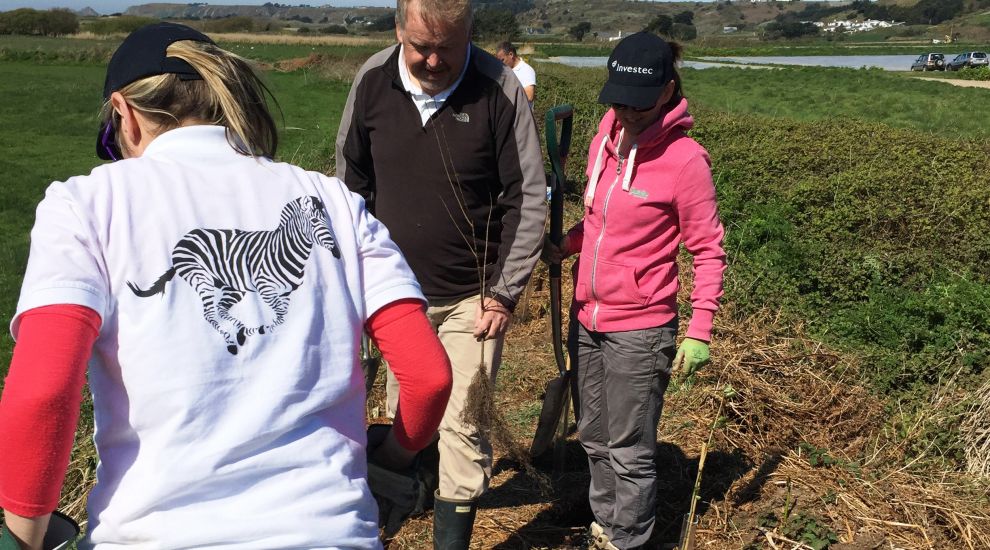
[543,55,920,72]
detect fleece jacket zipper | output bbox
[590,155,625,331]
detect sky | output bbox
[0,0,397,15]
[4,0,710,16]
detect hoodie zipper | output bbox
[590,154,625,331]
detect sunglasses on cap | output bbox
[610,103,654,113]
[98,120,123,161]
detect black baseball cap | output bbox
[97,22,215,160]
[598,32,676,110]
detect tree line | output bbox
[0,8,79,37]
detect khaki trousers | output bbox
[387,294,503,500]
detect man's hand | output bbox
[672,338,710,381]
[473,297,510,341]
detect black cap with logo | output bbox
[598,32,676,111]
[97,22,215,160]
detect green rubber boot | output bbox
[432,490,477,550]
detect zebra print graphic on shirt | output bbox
[127,196,341,355]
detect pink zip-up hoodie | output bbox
[565,98,726,341]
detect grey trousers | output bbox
[571,318,677,549]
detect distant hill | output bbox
[514,0,826,38]
[513,0,990,40]
[75,6,99,17]
[124,3,393,27]
[121,0,990,40]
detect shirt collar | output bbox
[142,125,259,161]
[397,42,472,103]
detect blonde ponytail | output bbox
[100,40,279,158]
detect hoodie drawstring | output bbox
[622,143,637,192]
[586,129,639,208]
[585,132,611,208]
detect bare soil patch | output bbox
[261,53,369,82]
[913,77,990,89]
[202,32,389,47]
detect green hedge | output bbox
[534,64,990,403]
[949,66,990,81]
[694,112,990,396]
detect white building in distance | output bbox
[815,19,902,33]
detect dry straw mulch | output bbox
[387,262,990,549]
[45,269,990,549]
[961,379,990,479]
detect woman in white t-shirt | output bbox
[0,23,451,549]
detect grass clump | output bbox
[684,66,990,139]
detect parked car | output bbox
[947,51,989,71]
[910,53,945,71]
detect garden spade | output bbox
[530,104,575,461]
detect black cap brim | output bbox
[598,81,663,110]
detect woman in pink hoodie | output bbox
[546,33,726,549]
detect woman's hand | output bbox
[369,426,418,471]
[2,511,50,550]
[540,235,566,264]
[672,338,710,381]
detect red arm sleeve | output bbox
[366,299,452,452]
[0,304,99,517]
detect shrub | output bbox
[669,22,697,41]
[568,21,591,42]
[0,8,79,36]
[692,111,990,395]
[644,14,672,35]
[472,8,518,42]
[951,66,990,81]
[200,16,257,33]
[86,16,158,35]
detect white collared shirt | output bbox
[397,43,472,126]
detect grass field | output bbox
[0,33,385,65]
[684,40,990,57]
[0,62,104,369]
[2,34,990,548]
[534,63,990,150]
[685,66,990,139]
[0,59,349,370]
[526,39,990,60]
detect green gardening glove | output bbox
[673,337,710,380]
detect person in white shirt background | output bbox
[496,41,536,108]
[0,22,452,549]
